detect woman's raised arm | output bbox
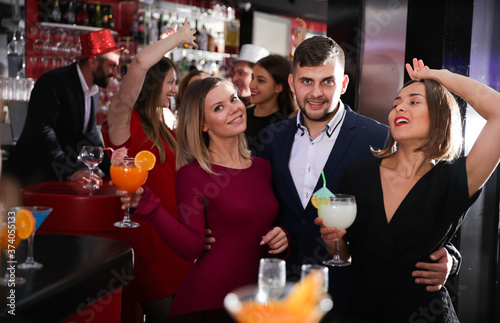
[106,18,197,145]
[407,58,500,196]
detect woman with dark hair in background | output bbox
[174,69,209,111]
[245,54,297,155]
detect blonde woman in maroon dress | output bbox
[124,77,289,317]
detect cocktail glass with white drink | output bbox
[318,194,356,267]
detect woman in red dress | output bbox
[101,20,197,322]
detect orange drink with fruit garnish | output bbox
[110,163,148,193]
[111,151,155,228]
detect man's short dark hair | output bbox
[292,36,345,73]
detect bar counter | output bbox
[20,180,122,239]
[0,234,133,322]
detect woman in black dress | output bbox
[317,59,500,322]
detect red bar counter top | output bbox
[20,180,122,239]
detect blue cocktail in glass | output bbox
[13,206,53,270]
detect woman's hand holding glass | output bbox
[314,217,348,256]
[117,186,144,210]
[111,157,148,228]
[110,150,155,228]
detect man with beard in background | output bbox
[6,29,121,186]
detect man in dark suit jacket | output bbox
[6,29,121,187]
[258,36,459,312]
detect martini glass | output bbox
[79,146,104,190]
[110,157,148,228]
[16,206,53,270]
[318,195,356,267]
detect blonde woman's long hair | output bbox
[176,77,251,174]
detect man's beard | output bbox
[298,97,334,122]
[93,65,111,88]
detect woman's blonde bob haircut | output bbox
[373,79,463,161]
[176,77,251,174]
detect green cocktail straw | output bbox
[312,170,335,198]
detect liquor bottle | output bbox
[76,3,89,26]
[130,11,139,40]
[65,0,76,24]
[149,17,158,43]
[101,6,108,28]
[207,29,215,52]
[217,32,225,53]
[157,11,167,35]
[137,11,145,43]
[91,3,102,28]
[199,25,208,51]
[52,0,62,23]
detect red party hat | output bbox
[80,29,123,59]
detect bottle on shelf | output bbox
[137,11,145,44]
[7,28,25,78]
[217,32,225,53]
[199,25,208,51]
[130,11,139,40]
[91,3,102,28]
[101,6,109,28]
[149,17,158,44]
[51,0,62,23]
[207,29,215,52]
[158,11,167,35]
[64,0,76,24]
[76,3,89,26]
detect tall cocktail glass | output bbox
[110,157,148,228]
[318,195,356,267]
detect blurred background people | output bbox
[173,69,209,118]
[231,44,269,106]
[245,54,297,155]
[5,29,121,187]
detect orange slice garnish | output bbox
[15,208,36,239]
[135,150,156,171]
[311,196,330,209]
